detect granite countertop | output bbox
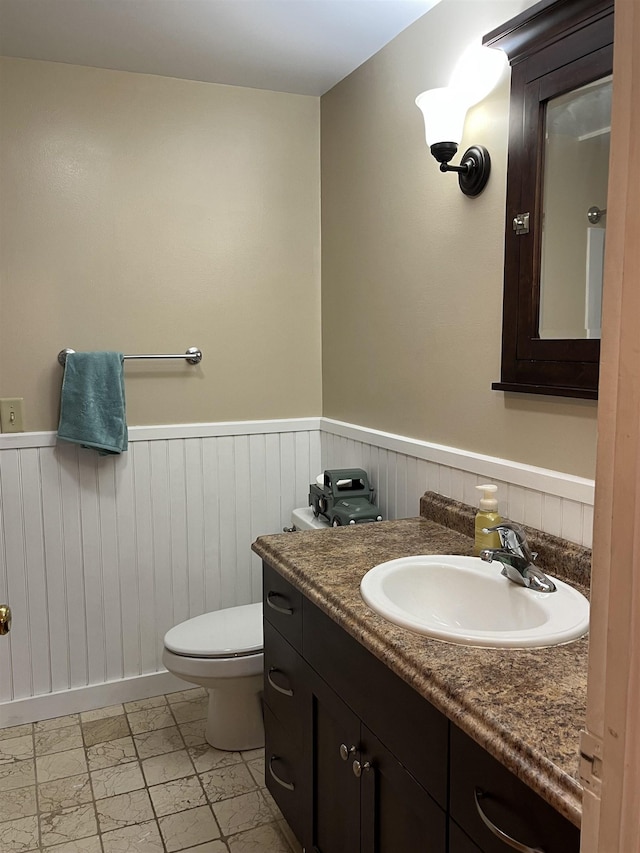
[252,493,590,828]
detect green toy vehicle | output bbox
[309,468,383,527]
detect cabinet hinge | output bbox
[579,729,603,795]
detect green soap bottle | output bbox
[474,484,501,556]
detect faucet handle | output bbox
[483,520,525,538]
[482,521,532,558]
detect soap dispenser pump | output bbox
[474,484,501,556]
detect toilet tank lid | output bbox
[292,506,329,530]
[164,602,263,658]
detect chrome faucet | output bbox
[479,521,556,593]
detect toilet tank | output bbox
[291,506,329,531]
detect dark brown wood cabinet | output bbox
[310,669,362,853]
[308,671,446,853]
[262,563,310,843]
[449,822,483,853]
[262,560,580,853]
[359,725,447,853]
[449,726,580,853]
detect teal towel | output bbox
[57,352,128,455]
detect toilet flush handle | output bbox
[0,604,11,635]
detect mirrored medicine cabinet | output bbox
[484,0,614,399]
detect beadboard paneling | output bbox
[0,423,321,709]
[320,421,594,548]
[0,417,593,723]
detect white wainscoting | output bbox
[320,419,595,548]
[0,419,321,723]
[0,416,594,725]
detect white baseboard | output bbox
[0,671,189,729]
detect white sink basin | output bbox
[360,555,589,648]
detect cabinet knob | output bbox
[339,743,356,761]
[474,788,545,853]
[352,759,371,777]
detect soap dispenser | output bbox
[474,484,501,556]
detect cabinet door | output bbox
[449,820,483,853]
[304,598,448,809]
[360,726,446,853]
[311,671,361,853]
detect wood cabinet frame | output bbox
[484,0,614,399]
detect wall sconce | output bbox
[415,88,490,197]
[415,44,505,197]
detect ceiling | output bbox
[0,0,440,96]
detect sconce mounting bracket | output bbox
[429,142,491,197]
[457,146,491,197]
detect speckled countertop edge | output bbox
[253,493,591,828]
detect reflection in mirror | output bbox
[539,76,612,340]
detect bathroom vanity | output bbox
[252,494,589,852]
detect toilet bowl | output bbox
[162,602,264,751]
[162,507,326,751]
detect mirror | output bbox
[539,75,612,340]
[484,0,614,399]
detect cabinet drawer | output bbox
[264,704,308,845]
[450,726,580,853]
[263,619,307,746]
[303,598,448,809]
[263,562,302,651]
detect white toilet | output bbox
[162,507,328,751]
[291,505,330,532]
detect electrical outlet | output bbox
[0,398,25,433]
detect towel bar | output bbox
[58,347,202,365]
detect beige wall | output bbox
[1,2,601,480]
[320,0,598,479]
[0,58,322,431]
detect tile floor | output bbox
[0,687,302,853]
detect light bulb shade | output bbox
[415,88,469,147]
[449,43,506,106]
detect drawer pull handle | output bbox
[339,743,356,761]
[266,592,294,615]
[0,604,11,635]
[269,755,295,791]
[267,667,294,697]
[474,788,545,853]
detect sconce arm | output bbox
[440,162,470,174]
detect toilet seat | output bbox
[164,602,263,659]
